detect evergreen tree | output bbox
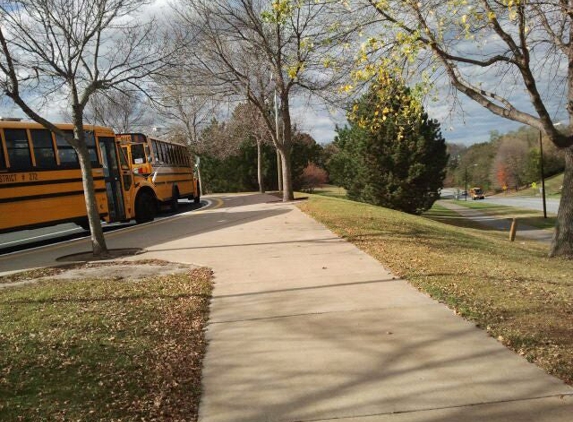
[335,79,448,214]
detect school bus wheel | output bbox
[135,191,157,224]
[171,186,180,212]
[194,184,201,204]
[77,218,90,232]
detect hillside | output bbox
[497,172,563,198]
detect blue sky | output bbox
[292,99,518,146]
[295,91,568,147]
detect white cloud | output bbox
[2,0,567,149]
[290,97,346,144]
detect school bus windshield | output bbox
[130,143,146,164]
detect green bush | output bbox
[330,79,448,214]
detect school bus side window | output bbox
[151,140,160,163]
[0,134,5,169]
[181,147,187,166]
[165,144,171,164]
[183,148,187,166]
[85,131,99,165]
[30,129,57,168]
[173,146,179,166]
[176,146,183,166]
[4,129,32,170]
[160,142,168,164]
[55,131,79,167]
[118,144,130,168]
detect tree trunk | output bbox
[196,155,203,197]
[276,149,283,192]
[552,26,573,258]
[549,146,573,257]
[72,112,109,257]
[280,147,294,202]
[257,139,265,193]
[280,93,294,201]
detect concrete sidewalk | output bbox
[437,200,554,244]
[139,193,572,421]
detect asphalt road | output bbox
[0,200,211,260]
[441,188,560,214]
[481,196,560,214]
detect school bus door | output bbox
[118,143,136,220]
[98,136,126,222]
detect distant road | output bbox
[482,196,560,214]
[440,188,560,214]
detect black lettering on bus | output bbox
[0,174,17,183]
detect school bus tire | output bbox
[78,218,90,232]
[171,186,180,212]
[135,191,157,224]
[194,184,201,204]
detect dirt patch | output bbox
[0,259,196,288]
[266,196,309,203]
[51,263,191,281]
[56,247,144,262]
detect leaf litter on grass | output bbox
[0,260,214,421]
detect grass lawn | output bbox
[311,184,348,199]
[0,261,213,421]
[423,203,503,231]
[451,199,557,230]
[298,195,573,385]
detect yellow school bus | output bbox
[470,187,485,200]
[116,133,200,210]
[0,119,158,233]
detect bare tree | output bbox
[175,0,354,201]
[156,81,218,152]
[85,90,153,133]
[357,0,573,257]
[228,102,273,193]
[197,118,239,159]
[0,0,176,256]
[155,80,222,195]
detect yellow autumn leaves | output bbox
[347,69,424,139]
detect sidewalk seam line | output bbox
[208,304,437,325]
[289,392,573,422]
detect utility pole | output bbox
[465,166,468,201]
[274,87,282,191]
[539,130,547,218]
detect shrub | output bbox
[301,163,328,193]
